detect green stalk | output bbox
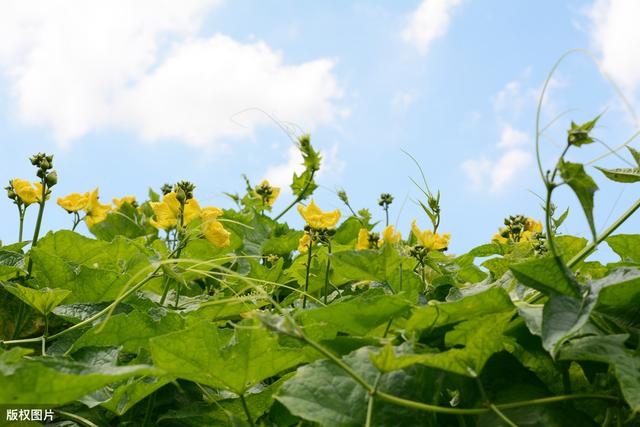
[323,241,332,304]
[274,170,315,221]
[302,236,313,309]
[17,205,25,243]
[567,197,640,268]
[26,179,48,276]
[240,395,255,427]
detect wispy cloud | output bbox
[588,0,640,93]
[0,0,344,147]
[401,0,462,55]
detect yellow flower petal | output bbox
[202,218,230,248]
[112,196,136,210]
[11,178,39,205]
[297,199,341,229]
[183,198,201,225]
[57,193,89,213]
[381,225,402,245]
[84,188,111,227]
[411,220,450,251]
[355,228,370,250]
[298,231,312,253]
[149,201,177,230]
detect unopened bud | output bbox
[45,171,58,187]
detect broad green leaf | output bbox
[332,217,362,245]
[558,160,598,240]
[103,375,171,415]
[277,346,438,427]
[606,234,640,263]
[372,313,514,377]
[149,320,306,394]
[555,235,588,260]
[69,309,184,354]
[596,268,640,309]
[541,285,600,358]
[405,287,513,334]
[596,166,640,183]
[510,256,580,297]
[0,248,26,280]
[3,283,71,315]
[0,348,159,405]
[559,335,640,412]
[296,289,410,336]
[90,203,151,241]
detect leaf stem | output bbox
[323,241,332,304]
[302,235,313,309]
[240,394,255,427]
[274,170,315,221]
[26,180,48,276]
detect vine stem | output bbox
[567,197,640,268]
[302,236,313,309]
[300,333,618,416]
[323,241,332,304]
[46,253,175,341]
[240,394,255,427]
[273,170,315,221]
[17,205,24,243]
[25,181,47,277]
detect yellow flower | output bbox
[149,192,201,230]
[525,218,543,233]
[11,179,45,205]
[255,180,280,206]
[57,193,89,213]
[411,220,450,251]
[355,228,371,250]
[381,225,402,245]
[84,188,111,228]
[298,231,312,253]
[201,207,230,247]
[492,231,508,244]
[112,196,136,210]
[183,198,201,225]
[297,199,341,229]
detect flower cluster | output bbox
[297,200,340,253]
[355,225,402,250]
[57,188,134,227]
[411,221,450,251]
[149,190,230,248]
[492,215,542,244]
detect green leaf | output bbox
[595,166,640,183]
[606,234,640,263]
[628,146,640,166]
[405,287,513,335]
[3,283,71,315]
[149,320,306,394]
[0,248,26,280]
[69,309,184,354]
[277,346,439,427]
[558,160,598,240]
[567,115,599,147]
[0,348,160,405]
[559,335,640,413]
[90,203,151,241]
[296,289,410,336]
[541,286,601,358]
[510,256,581,297]
[372,313,514,377]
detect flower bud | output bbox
[175,188,187,204]
[45,171,58,187]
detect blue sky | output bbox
[0,0,638,258]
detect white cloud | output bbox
[588,0,640,92]
[0,0,343,146]
[496,124,529,148]
[401,0,462,55]
[263,141,344,195]
[462,108,532,192]
[264,146,305,191]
